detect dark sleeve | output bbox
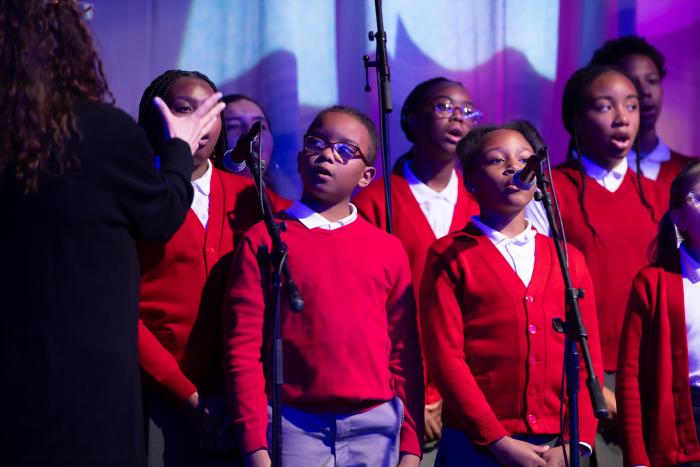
[99,119,194,242]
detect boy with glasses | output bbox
[223,105,424,467]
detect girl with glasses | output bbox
[354,78,481,460]
[617,160,700,467]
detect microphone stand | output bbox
[363,0,393,233]
[243,131,304,467]
[533,148,607,467]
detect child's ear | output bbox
[296,151,303,174]
[357,165,376,188]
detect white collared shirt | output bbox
[286,201,358,231]
[403,162,458,239]
[524,152,629,235]
[627,139,671,181]
[578,151,628,193]
[191,160,213,228]
[680,243,700,387]
[471,217,537,287]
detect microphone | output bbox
[513,146,548,190]
[222,121,263,172]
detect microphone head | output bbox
[222,148,246,172]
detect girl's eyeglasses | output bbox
[432,98,483,124]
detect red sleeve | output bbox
[419,246,509,445]
[567,247,604,446]
[616,272,652,467]
[138,319,197,401]
[386,244,425,456]
[222,229,270,454]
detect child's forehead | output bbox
[167,76,215,98]
[311,112,368,142]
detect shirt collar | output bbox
[628,138,671,164]
[471,216,537,246]
[286,201,358,230]
[577,150,628,182]
[191,160,213,196]
[403,161,458,206]
[680,242,700,284]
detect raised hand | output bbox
[153,92,225,156]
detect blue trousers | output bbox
[266,397,404,467]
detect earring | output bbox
[467,183,477,193]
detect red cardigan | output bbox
[138,168,277,402]
[552,164,666,371]
[656,150,696,190]
[354,164,479,404]
[419,223,603,446]
[617,263,700,466]
[223,215,424,457]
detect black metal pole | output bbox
[363,0,393,233]
[242,132,303,467]
[534,148,608,466]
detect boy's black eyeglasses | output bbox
[303,134,368,165]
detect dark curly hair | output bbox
[0,0,113,193]
[589,35,666,80]
[138,69,226,158]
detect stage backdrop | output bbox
[89,0,700,198]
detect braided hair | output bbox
[138,69,226,157]
[561,65,657,239]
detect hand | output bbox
[153,92,225,156]
[182,392,231,454]
[602,385,617,420]
[397,453,421,467]
[424,400,443,442]
[541,444,569,467]
[600,385,617,431]
[244,449,272,467]
[488,436,550,467]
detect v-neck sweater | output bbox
[551,163,666,371]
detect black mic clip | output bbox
[222,121,263,173]
[513,146,548,190]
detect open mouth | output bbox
[446,127,464,143]
[610,133,631,151]
[312,166,333,178]
[197,137,209,148]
